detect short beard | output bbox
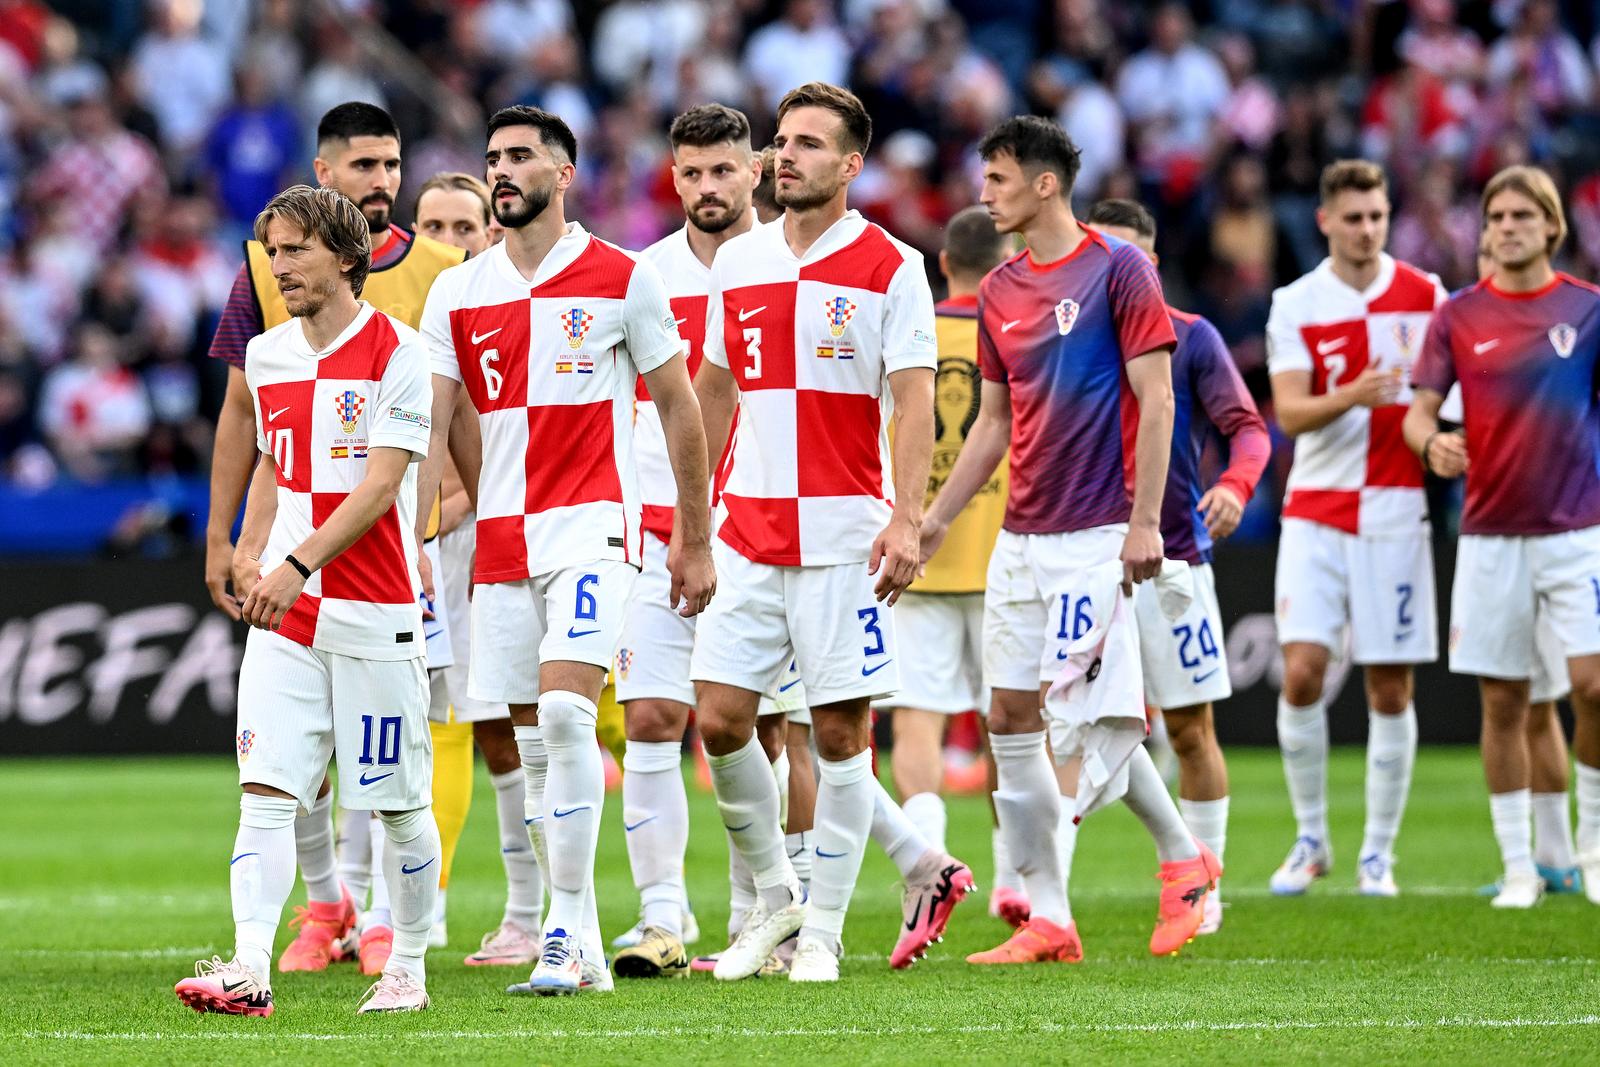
[285,274,341,319]
[493,182,553,229]
[774,177,835,212]
[689,200,743,235]
[361,200,392,234]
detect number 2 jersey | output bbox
[1266,253,1447,535]
[246,303,433,660]
[420,223,683,583]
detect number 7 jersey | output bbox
[1266,253,1447,535]
[420,223,683,584]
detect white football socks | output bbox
[870,777,932,878]
[622,739,689,938]
[786,829,813,889]
[336,804,373,908]
[1123,745,1200,863]
[727,835,757,937]
[800,749,875,945]
[1179,796,1229,896]
[1361,706,1417,861]
[491,768,542,930]
[1490,788,1537,878]
[1532,791,1576,870]
[231,793,299,982]
[294,790,341,904]
[990,730,1069,926]
[1055,798,1078,901]
[707,733,793,911]
[1277,696,1330,842]
[537,692,603,939]
[377,807,440,983]
[991,826,1023,893]
[1576,763,1600,857]
[903,791,948,854]
[364,816,391,931]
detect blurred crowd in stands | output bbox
[1,0,1598,547]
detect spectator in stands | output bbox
[1487,0,1592,120]
[130,0,230,157]
[472,0,572,65]
[1389,156,1480,289]
[38,322,152,481]
[743,0,851,113]
[203,65,302,239]
[1117,2,1231,198]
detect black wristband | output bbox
[1421,431,1441,476]
[285,554,313,580]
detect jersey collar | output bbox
[289,301,375,358]
[1316,251,1395,303]
[491,221,594,289]
[766,208,867,264]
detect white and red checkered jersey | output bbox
[1266,253,1447,535]
[421,222,682,583]
[247,303,433,660]
[637,226,709,542]
[704,212,937,566]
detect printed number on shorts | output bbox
[858,606,885,656]
[742,327,762,380]
[1590,577,1600,614]
[1057,595,1094,642]
[1173,620,1220,670]
[575,573,599,620]
[358,715,402,766]
[1396,583,1414,628]
[480,348,503,400]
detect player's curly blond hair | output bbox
[1482,165,1567,257]
[253,185,373,298]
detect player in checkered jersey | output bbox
[1265,161,1449,899]
[416,106,714,996]
[689,82,949,983]
[175,186,438,1018]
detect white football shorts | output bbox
[427,519,510,723]
[691,539,899,706]
[982,525,1127,691]
[615,531,696,706]
[236,627,431,814]
[469,559,637,705]
[1275,518,1438,665]
[1135,562,1232,710]
[1450,527,1600,681]
[873,591,985,714]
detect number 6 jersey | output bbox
[1266,253,1447,535]
[420,223,683,584]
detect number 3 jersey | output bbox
[420,223,683,584]
[1266,253,1447,535]
[703,211,937,566]
[245,303,433,660]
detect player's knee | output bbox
[475,724,520,774]
[625,699,687,743]
[1568,670,1600,710]
[1479,684,1528,732]
[538,691,598,747]
[755,715,786,762]
[698,706,748,756]
[812,717,868,761]
[1281,659,1325,706]
[1164,709,1214,760]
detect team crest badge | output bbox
[332,390,365,435]
[1055,298,1080,336]
[1549,322,1577,358]
[616,647,633,681]
[1392,319,1418,359]
[824,295,858,338]
[237,729,255,761]
[561,307,595,350]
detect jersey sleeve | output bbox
[623,257,684,376]
[419,269,462,382]
[1190,316,1270,504]
[1265,287,1312,375]
[369,331,434,460]
[1412,303,1457,397]
[245,337,269,454]
[883,256,939,374]
[207,262,263,369]
[1106,242,1176,361]
[976,289,1005,383]
[702,257,729,370]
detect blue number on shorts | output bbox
[858,607,885,656]
[1173,620,1220,670]
[1590,577,1600,614]
[359,715,402,766]
[1056,595,1094,641]
[575,573,599,621]
[1396,583,1414,628]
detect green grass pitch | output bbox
[4,748,1598,1065]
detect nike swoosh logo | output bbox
[523,816,541,826]
[1474,338,1500,354]
[816,848,847,859]
[472,327,502,345]
[553,805,590,818]
[567,626,601,638]
[738,306,766,322]
[725,821,753,832]
[358,770,394,786]
[1056,649,1070,660]
[400,857,436,875]
[1316,337,1349,355]
[624,816,657,832]
[905,899,922,930]
[1191,668,1219,684]
[221,979,251,993]
[1394,630,1414,643]
[229,852,259,866]
[268,406,290,421]
[999,319,1023,333]
[861,660,892,677]
[778,678,801,692]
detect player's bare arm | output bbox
[243,446,415,631]
[920,376,1010,565]
[874,365,935,605]
[205,366,260,621]
[1124,347,1175,588]
[643,353,716,616]
[231,455,279,605]
[694,358,738,482]
[1403,387,1468,479]
[412,373,462,602]
[1271,366,1402,436]
[446,388,482,515]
